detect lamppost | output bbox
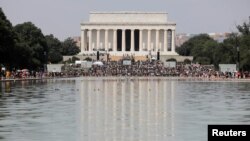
[157,49,160,60]
[237,45,240,72]
[97,50,99,61]
[106,50,109,62]
[149,50,152,62]
[96,43,100,61]
[44,51,47,72]
[234,34,240,72]
[107,43,111,62]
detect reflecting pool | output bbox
[0,78,250,141]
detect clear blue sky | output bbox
[1,0,250,40]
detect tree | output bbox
[64,56,80,64]
[217,19,250,71]
[176,34,218,65]
[45,34,63,63]
[14,22,48,69]
[237,21,250,36]
[13,41,33,69]
[237,19,250,70]
[239,34,250,70]
[62,38,80,55]
[166,58,177,62]
[84,57,92,61]
[0,8,16,68]
[183,59,191,64]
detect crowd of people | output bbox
[57,59,249,79]
[1,59,250,80]
[0,69,45,80]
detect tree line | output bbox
[1,7,250,71]
[176,19,250,71]
[0,8,80,70]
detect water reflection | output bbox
[0,81,12,94]
[0,79,250,141]
[78,78,175,141]
[0,79,77,141]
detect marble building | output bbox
[79,12,179,57]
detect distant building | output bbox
[208,32,230,43]
[71,36,81,48]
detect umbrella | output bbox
[93,61,104,66]
[21,69,29,72]
[151,57,156,60]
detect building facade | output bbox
[80,12,179,56]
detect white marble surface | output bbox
[89,12,168,23]
[80,12,178,55]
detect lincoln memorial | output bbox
[79,12,181,58]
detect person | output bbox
[6,70,11,79]
[237,71,241,79]
[1,67,6,80]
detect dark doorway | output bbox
[117,29,122,51]
[125,30,131,51]
[134,30,139,51]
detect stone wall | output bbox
[159,55,193,62]
[64,55,193,62]
[63,55,107,62]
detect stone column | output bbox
[122,29,125,52]
[131,29,134,52]
[147,29,151,51]
[81,29,85,52]
[164,30,167,52]
[156,29,159,51]
[139,30,143,51]
[105,29,108,51]
[89,30,92,51]
[97,29,100,50]
[171,30,175,52]
[113,29,117,51]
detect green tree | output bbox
[237,19,250,70]
[176,34,218,65]
[0,8,16,68]
[13,41,33,69]
[237,21,250,36]
[62,38,80,55]
[217,19,250,71]
[64,56,80,64]
[183,59,191,64]
[45,34,63,63]
[84,57,92,61]
[14,22,48,69]
[239,34,250,70]
[214,33,237,64]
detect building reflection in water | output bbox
[77,78,175,141]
